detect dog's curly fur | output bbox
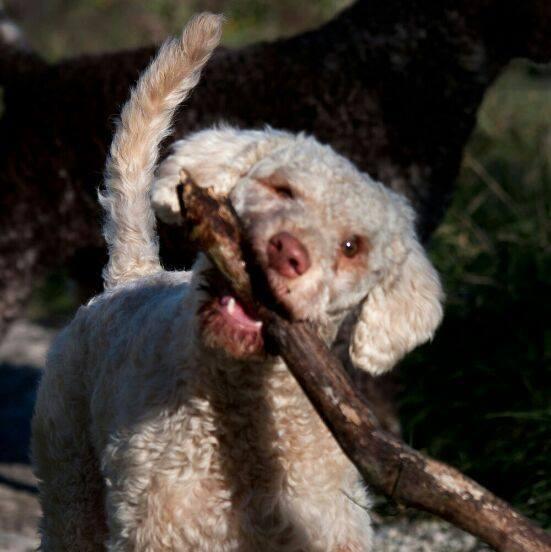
[32,14,443,551]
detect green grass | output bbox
[14,0,351,58]
[400,61,551,527]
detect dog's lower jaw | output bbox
[199,295,265,359]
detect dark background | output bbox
[2,0,550,529]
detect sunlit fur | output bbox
[32,13,443,552]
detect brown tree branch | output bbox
[177,175,551,552]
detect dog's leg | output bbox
[279,487,373,551]
[33,430,107,551]
[32,343,108,550]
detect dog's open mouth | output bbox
[218,295,262,332]
[198,273,265,359]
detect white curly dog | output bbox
[32,13,443,551]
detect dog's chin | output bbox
[264,268,318,322]
[199,294,265,360]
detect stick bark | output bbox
[177,176,551,552]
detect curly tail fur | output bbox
[100,13,223,289]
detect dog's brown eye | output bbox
[341,236,360,258]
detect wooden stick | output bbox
[177,175,551,552]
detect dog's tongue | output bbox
[220,295,262,331]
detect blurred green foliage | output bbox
[13,0,550,528]
[402,61,550,526]
[9,0,351,57]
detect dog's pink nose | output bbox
[267,232,311,278]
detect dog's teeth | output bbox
[227,297,236,314]
[253,321,262,329]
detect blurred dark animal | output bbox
[0,0,549,342]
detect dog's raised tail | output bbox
[100,13,223,289]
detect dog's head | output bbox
[153,127,443,373]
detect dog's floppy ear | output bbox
[349,239,443,375]
[152,126,291,223]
